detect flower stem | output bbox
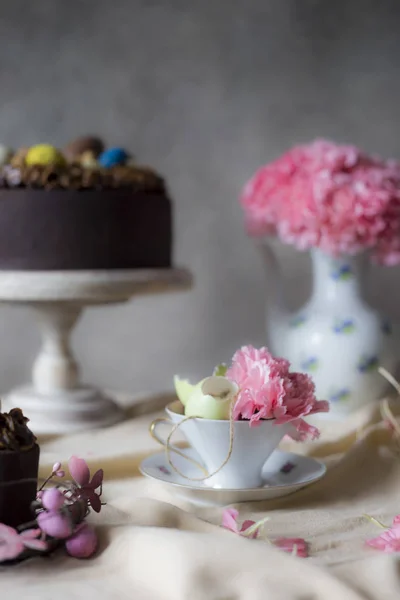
[363,514,388,529]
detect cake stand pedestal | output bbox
[0,269,192,434]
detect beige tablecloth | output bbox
[2,392,400,600]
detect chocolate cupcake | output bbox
[0,409,39,528]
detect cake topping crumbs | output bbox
[0,137,165,193]
[0,408,37,451]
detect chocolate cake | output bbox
[0,137,172,271]
[0,408,39,528]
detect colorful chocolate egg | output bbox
[79,151,99,169]
[98,147,129,168]
[25,144,66,167]
[63,136,104,161]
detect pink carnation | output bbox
[226,345,329,440]
[241,139,400,265]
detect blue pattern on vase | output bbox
[300,357,319,372]
[357,355,379,373]
[328,388,351,403]
[381,319,392,336]
[330,264,353,281]
[289,315,307,328]
[333,318,356,334]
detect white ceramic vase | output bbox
[263,245,398,416]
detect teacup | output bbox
[150,401,290,489]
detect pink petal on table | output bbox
[240,520,259,539]
[222,508,240,534]
[69,456,90,486]
[393,515,400,527]
[90,469,103,490]
[274,537,309,558]
[366,528,400,553]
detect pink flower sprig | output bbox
[37,488,72,539]
[0,524,47,562]
[226,345,329,439]
[241,139,400,265]
[68,456,104,513]
[37,461,66,495]
[222,509,309,557]
[365,514,400,553]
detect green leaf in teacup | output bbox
[213,363,228,377]
[185,376,239,420]
[173,375,198,407]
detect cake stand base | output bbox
[0,268,192,434]
[4,386,124,434]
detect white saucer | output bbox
[140,448,326,507]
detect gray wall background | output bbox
[0,0,400,397]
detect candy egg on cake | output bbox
[25,144,66,167]
[98,146,130,168]
[63,135,104,161]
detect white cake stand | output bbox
[0,268,192,434]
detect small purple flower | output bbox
[69,456,103,513]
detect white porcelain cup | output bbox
[150,401,290,489]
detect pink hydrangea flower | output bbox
[0,525,47,561]
[226,345,328,438]
[241,139,400,265]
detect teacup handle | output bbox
[149,417,178,450]
[149,417,208,476]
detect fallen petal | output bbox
[222,508,240,534]
[274,537,309,558]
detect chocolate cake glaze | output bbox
[0,189,172,270]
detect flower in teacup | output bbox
[185,376,239,420]
[226,345,329,439]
